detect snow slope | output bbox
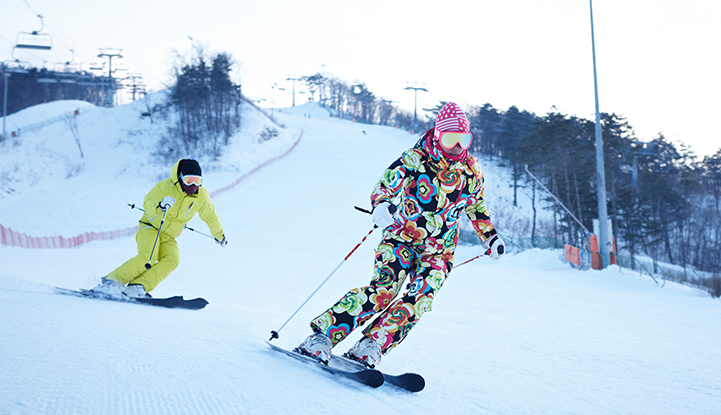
[1,99,720,415]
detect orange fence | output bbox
[1,131,303,249]
[564,236,617,270]
[589,235,617,269]
[564,244,581,267]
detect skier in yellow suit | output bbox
[94,159,227,298]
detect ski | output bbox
[266,341,385,388]
[54,287,209,310]
[334,354,425,393]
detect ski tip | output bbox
[358,369,385,388]
[387,373,425,392]
[181,297,209,310]
[407,375,425,392]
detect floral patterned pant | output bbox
[310,237,450,354]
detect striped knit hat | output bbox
[434,102,469,136]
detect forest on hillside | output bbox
[299,72,721,294]
[5,54,719,294]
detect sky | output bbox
[2,0,720,157]
[1,98,720,414]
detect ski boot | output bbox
[344,336,382,368]
[296,332,333,365]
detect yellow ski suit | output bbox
[107,160,224,292]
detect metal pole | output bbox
[2,73,8,141]
[107,57,114,107]
[405,85,427,134]
[590,0,610,268]
[412,89,418,133]
[286,76,302,107]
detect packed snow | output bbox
[1,97,720,415]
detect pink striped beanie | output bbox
[434,102,469,135]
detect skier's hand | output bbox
[372,202,398,229]
[486,235,506,260]
[215,235,228,247]
[159,196,175,211]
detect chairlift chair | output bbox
[2,58,31,73]
[54,62,82,73]
[53,49,79,72]
[15,31,53,50]
[15,14,53,50]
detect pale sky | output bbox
[2,0,720,157]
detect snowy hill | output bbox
[1,98,720,414]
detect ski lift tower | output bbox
[286,76,302,106]
[404,83,427,134]
[97,48,123,107]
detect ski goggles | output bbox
[180,173,202,187]
[436,131,473,151]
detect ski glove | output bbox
[486,235,506,260]
[215,235,228,247]
[372,202,398,229]
[159,196,176,211]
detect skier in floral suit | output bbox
[298,102,506,367]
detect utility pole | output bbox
[589,0,610,268]
[404,83,427,134]
[98,48,123,107]
[286,76,302,106]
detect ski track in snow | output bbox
[1,97,721,414]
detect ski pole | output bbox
[269,226,378,341]
[129,203,215,240]
[146,207,168,270]
[453,249,492,269]
[182,226,215,240]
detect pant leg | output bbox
[107,224,158,285]
[128,232,179,292]
[362,253,450,354]
[310,238,415,346]
[107,224,179,292]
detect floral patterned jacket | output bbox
[371,130,497,258]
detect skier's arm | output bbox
[370,149,419,208]
[197,194,224,240]
[142,181,171,229]
[464,163,497,244]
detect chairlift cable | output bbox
[43,20,95,57]
[0,33,14,47]
[20,0,40,18]
[42,25,73,52]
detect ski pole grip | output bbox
[355,204,397,215]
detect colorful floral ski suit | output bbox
[310,131,497,354]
